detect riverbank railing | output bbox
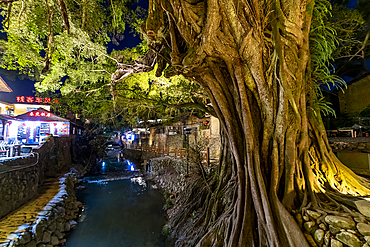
[125,144,210,167]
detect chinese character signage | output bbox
[29,112,51,117]
[16,96,59,104]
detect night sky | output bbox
[0,0,147,104]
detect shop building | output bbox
[5,108,73,145]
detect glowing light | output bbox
[126,132,135,141]
[102,162,105,167]
[16,96,59,104]
[130,165,135,171]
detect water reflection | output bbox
[66,150,167,247]
[66,179,167,247]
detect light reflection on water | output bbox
[65,153,167,247]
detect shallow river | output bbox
[65,151,167,247]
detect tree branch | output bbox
[58,0,70,34]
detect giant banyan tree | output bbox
[112,0,370,246]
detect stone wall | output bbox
[0,156,39,219]
[146,157,195,195]
[35,137,73,180]
[295,205,370,247]
[0,137,74,219]
[329,138,370,170]
[0,171,81,247]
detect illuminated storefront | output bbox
[7,108,70,144]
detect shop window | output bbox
[5,106,14,116]
[27,107,38,112]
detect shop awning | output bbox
[16,108,69,122]
[0,114,18,121]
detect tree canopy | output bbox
[0,0,213,129]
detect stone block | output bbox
[64,222,70,232]
[69,220,77,228]
[330,225,341,235]
[331,239,343,247]
[314,229,325,245]
[320,223,328,231]
[56,221,64,232]
[365,236,370,244]
[54,230,63,239]
[336,231,362,247]
[358,223,370,236]
[33,224,44,244]
[354,217,366,223]
[50,236,59,246]
[24,240,36,247]
[42,231,51,243]
[355,200,370,217]
[304,221,317,233]
[47,222,56,232]
[307,210,322,220]
[325,215,356,229]
[19,231,32,245]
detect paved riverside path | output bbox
[0,179,60,243]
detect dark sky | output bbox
[0,0,148,104]
[0,72,36,103]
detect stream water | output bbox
[65,150,168,247]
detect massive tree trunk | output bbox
[114,0,370,246]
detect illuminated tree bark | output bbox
[113,0,370,246]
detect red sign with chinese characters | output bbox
[29,112,51,117]
[16,96,59,104]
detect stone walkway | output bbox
[0,178,60,243]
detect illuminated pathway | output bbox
[0,179,60,243]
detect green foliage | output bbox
[0,0,142,75]
[163,198,174,211]
[0,0,211,130]
[330,0,370,77]
[161,224,170,237]
[310,97,336,117]
[309,0,345,117]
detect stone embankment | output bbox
[0,137,74,219]
[296,207,370,247]
[0,170,82,247]
[0,155,39,219]
[146,157,194,195]
[329,137,370,153]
